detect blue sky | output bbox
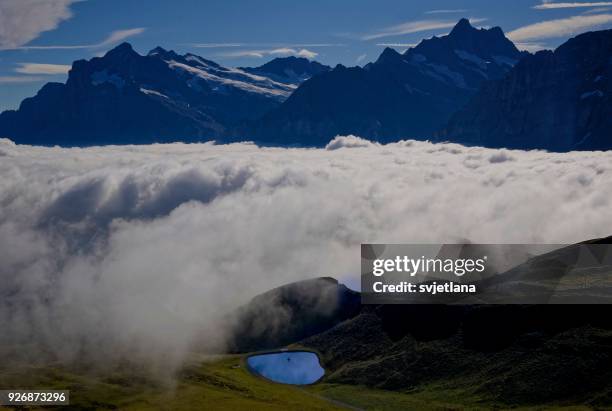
[1,0,612,111]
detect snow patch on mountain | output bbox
[140,88,169,99]
[455,49,488,69]
[580,90,604,99]
[167,60,295,99]
[492,55,519,67]
[426,63,467,88]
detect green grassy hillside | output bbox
[2,353,611,410]
[0,355,344,410]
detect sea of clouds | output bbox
[1,135,611,373]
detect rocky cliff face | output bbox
[243,19,525,146]
[438,29,612,151]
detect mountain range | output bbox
[246,18,526,145]
[0,44,327,146]
[0,19,610,151]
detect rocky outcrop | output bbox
[241,56,330,85]
[227,277,360,353]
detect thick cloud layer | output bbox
[1,136,611,372]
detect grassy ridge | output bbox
[312,383,607,411]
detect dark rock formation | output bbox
[241,56,330,84]
[0,43,301,146]
[438,29,612,151]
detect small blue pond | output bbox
[247,351,325,385]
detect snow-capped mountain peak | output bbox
[147,47,296,100]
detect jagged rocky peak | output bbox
[242,56,331,84]
[148,45,170,56]
[253,56,320,71]
[449,17,476,37]
[147,46,183,60]
[67,42,141,79]
[450,18,521,57]
[107,41,135,53]
[103,42,139,60]
[68,42,148,84]
[375,47,403,65]
[409,18,522,62]
[147,46,166,55]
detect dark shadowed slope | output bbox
[227,277,360,353]
[301,238,612,406]
[243,19,526,146]
[438,29,612,151]
[304,304,612,406]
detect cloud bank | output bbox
[219,47,318,59]
[1,137,611,374]
[424,9,468,14]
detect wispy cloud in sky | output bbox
[0,75,45,83]
[376,42,418,48]
[283,43,343,47]
[583,6,612,12]
[424,9,468,14]
[362,18,486,40]
[97,28,146,48]
[0,0,80,49]
[190,43,341,49]
[534,1,612,9]
[513,41,550,52]
[15,63,71,75]
[190,43,244,48]
[220,50,266,58]
[508,13,612,41]
[3,28,146,51]
[219,47,318,59]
